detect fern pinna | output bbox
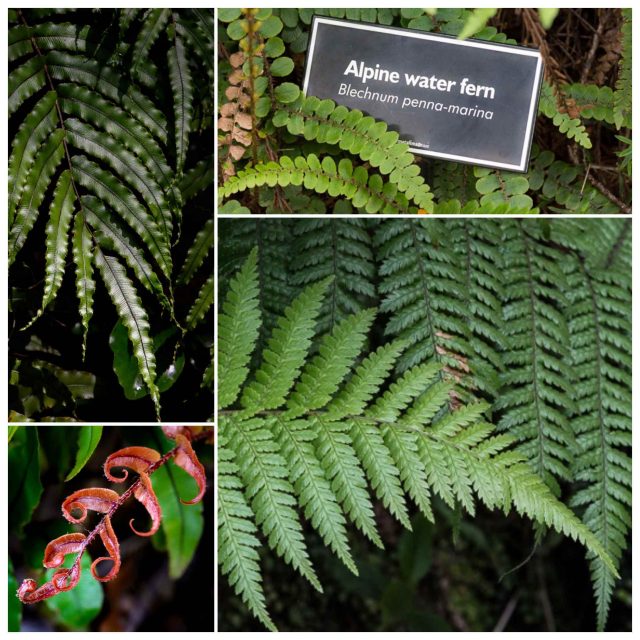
[9,9,213,420]
[218,249,621,631]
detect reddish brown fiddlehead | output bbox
[17,426,211,604]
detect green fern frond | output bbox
[375,219,471,377]
[291,219,376,334]
[219,251,620,630]
[186,274,214,330]
[95,249,160,418]
[178,219,214,285]
[272,96,434,212]
[218,435,275,632]
[72,212,95,361]
[168,21,194,175]
[219,248,261,408]
[22,170,76,329]
[219,154,416,214]
[131,9,171,81]
[539,82,592,149]
[563,252,631,631]
[496,222,575,495]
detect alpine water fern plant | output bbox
[8,9,214,420]
[217,235,630,630]
[217,8,631,214]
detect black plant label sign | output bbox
[303,17,544,172]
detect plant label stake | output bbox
[303,17,544,172]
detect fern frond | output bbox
[564,255,631,630]
[72,212,95,361]
[82,196,171,310]
[496,221,575,495]
[375,219,470,377]
[219,252,620,630]
[272,96,434,212]
[131,9,171,81]
[8,91,58,224]
[9,130,65,265]
[218,248,261,408]
[218,436,275,631]
[219,154,415,214]
[95,249,160,418]
[178,219,214,285]
[168,21,194,175]
[64,118,173,246]
[71,155,172,278]
[291,219,376,334]
[185,274,214,330]
[240,277,332,414]
[23,171,76,329]
[222,415,322,591]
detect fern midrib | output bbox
[521,226,547,478]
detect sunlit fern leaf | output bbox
[23,170,76,329]
[178,218,214,285]
[72,212,95,361]
[168,21,194,176]
[95,249,160,418]
[218,251,620,630]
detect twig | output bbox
[493,593,520,632]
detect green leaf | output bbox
[538,8,559,29]
[168,25,194,175]
[151,434,205,578]
[65,426,103,481]
[22,170,76,330]
[274,82,300,104]
[110,320,184,399]
[8,425,19,442]
[44,552,104,629]
[72,212,95,361]
[8,426,43,535]
[270,56,294,77]
[178,218,214,285]
[95,249,160,418]
[186,273,214,329]
[218,248,261,408]
[9,560,21,632]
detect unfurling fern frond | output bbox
[218,250,619,630]
[9,8,214,419]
